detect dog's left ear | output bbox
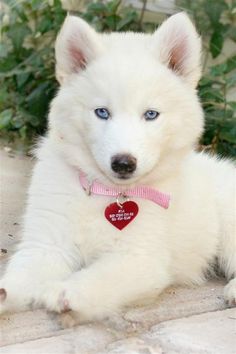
[153,12,201,88]
[55,15,103,84]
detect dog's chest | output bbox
[69,192,165,260]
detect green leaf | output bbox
[217,141,236,159]
[225,55,236,73]
[204,0,228,27]
[19,125,27,139]
[199,87,224,103]
[16,72,31,88]
[219,126,236,144]
[228,26,236,42]
[107,0,122,14]
[199,77,214,86]
[11,114,25,129]
[26,82,52,119]
[210,30,224,58]
[210,62,228,76]
[116,11,138,31]
[7,23,31,52]
[0,43,9,58]
[87,2,107,15]
[15,7,28,23]
[209,56,236,78]
[228,102,236,111]
[105,15,120,30]
[37,17,53,33]
[0,109,13,129]
[0,55,18,73]
[31,0,47,11]
[0,87,9,108]
[226,73,236,88]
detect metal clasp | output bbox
[116,193,129,208]
[83,180,93,196]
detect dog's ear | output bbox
[55,16,103,84]
[153,12,201,88]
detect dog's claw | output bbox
[0,288,7,302]
[58,291,71,313]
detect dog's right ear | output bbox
[55,16,103,84]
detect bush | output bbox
[0,0,236,157]
[178,0,236,157]
[0,0,65,145]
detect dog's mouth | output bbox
[109,171,141,186]
[114,172,133,180]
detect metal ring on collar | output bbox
[116,193,129,208]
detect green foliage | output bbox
[0,0,65,143]
[178,0,236,157]
[0,0,154,147]
[0,0,236,157]
[199,56,236,157]
[81,0,155,32]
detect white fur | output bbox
[0,13,235,321]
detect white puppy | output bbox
[0,13,235,322]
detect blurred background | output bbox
[0,0,235,157]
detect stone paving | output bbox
[0,148,235,353]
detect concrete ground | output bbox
[0,148,235,354]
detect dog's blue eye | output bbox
[144,110,159,121]
[94,108,110,120]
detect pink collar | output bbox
[79,171,170,209]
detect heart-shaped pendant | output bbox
[105,201,139,230]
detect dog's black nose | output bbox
[111,154,137,175]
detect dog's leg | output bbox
[214,170,236,307]
[219,208,236,306]
[47,247,171,321]
[222,241,236,306]
[224,278,236,306]
[0,245,77,314]
[218,192,236,305]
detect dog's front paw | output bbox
[224,278,236,306]
[0,279,33,315]
[56,288,89,327]
[51,278,110,323]
[58,290,71,313]
[52,281,90,325]
[40,281,78,316]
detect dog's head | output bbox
[49,13,204,184]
